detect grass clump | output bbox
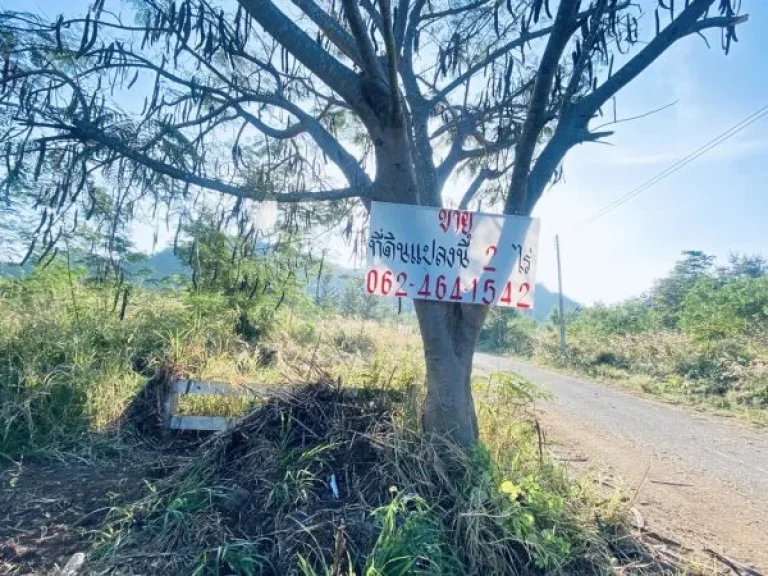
[93,376,645,576]
[0,265,270,456]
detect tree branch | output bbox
[422,0,492,22]
[393,0,410,52]
[517,1,749,215]
[247,95,370,187]
[68,118,371,203]
[239,0,365,109]
[576,2,748,119]
[521,122,609,215]
[458,166,505,210]
[359,0,385,32]
[505,0,580,214]
[379,0,402,120]
[559,0,608,121]
[340,0,385,82]
[430,1,631,105]
[431,26,553,104]
[290,0,363,67]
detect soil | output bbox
[475,353,768,574]
[4,367,767,574]
[0,383,398,576]
[0,444,200,576]
[541,406,768,573]
[0,459,139,574]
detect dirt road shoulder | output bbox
[475,353,768,572]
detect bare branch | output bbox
[240,0,365,109]
[592,100,678,131]
[505,0,580,214]
[290,0,363,67]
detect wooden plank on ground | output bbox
[173,379,252,396]
[164,389,179,429]
[169,415,230,431]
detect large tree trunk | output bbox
[372,119,489,447]
[414,300,488,446]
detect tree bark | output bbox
[373,125,421,204]
[373,117,487,447]
[414,299,488,446]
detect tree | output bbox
[680,275,768,341]
[652,250,715,327]
[177,212,312,339]
[721,253,768,280]
[339,274,388,320]
[0,0,748,445]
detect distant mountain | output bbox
[127,248,190,280]
[0,248,190,282]
[526,284,580,323]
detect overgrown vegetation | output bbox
[91,377,642,575]
[481,251,768,421]
[0,249,662,574]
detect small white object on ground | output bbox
[329,474,339,499]
[60,552,86,575]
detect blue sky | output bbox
[4,0,766,304]
[531,1,768,303]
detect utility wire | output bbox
[569,103,768,232]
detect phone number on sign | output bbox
[365,269,531,308]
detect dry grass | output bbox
[0,274,729,575]
[0,269,421,456]
[528,325,768,426]
[92,378,663,576]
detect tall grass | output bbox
[1,265,665,574]
[0,265,423,456]
[481,310,768,423]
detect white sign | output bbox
[366,201,540,308]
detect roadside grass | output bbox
[480,313,768,427]
[530,327,768,427]
[0,266,421,457]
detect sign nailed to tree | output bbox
[366,202,540,308]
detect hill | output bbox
[526,283,580,322]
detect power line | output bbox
[570,102,768,232]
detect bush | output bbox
[478,310,536,356]
[680,276,768,341]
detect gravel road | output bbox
[475,352,768,569]
[475,353,768,495]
